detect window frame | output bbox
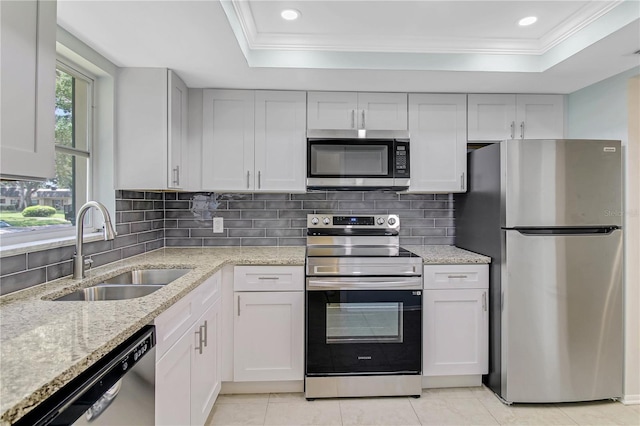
[0,58,100,251]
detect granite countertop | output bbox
[404,245,491,264]
[0,247,304,425]
[0,244,489,424]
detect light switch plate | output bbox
[213,217,224,233]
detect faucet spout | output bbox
[73,201,117,279]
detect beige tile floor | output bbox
[205,387,640,426]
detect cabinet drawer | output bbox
[155,271,221,358]
[234,266,304,291]
[155,292,196,359]
[423,264,488,289]
[194,271,222,311]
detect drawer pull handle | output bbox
[482,292,487,312]
[201,320,208,347]
[195,328,203,354]
[258,277,279,280]
[237,295,241,316]
[447,275,468,279]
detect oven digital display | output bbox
[334,216,374,226]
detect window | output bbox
[0,64,93,243]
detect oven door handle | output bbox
[306,277,423,290]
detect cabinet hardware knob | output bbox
[520,121,525,139]
[510,121,515,139]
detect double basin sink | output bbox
[53,269,192,301]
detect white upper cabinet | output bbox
[357,92,408,130]
[467,94,564,141]
[467,94,516,141]
[116,68,188,190]
[202,90,306,192]
[254,91,307,192]
[307,92,407,131]
[0,0,56,181]
[408,94,467,192]
[202,89,255,191]
[307,92,357,130]
[515,94,565,139]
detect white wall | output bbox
[568,66,640,405]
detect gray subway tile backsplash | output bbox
[1,190,455,295]
[0,190,165,295]
[165,191,454,248]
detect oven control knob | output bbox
[388,217,397,226]
[322,217,331,225]
[377,217,385,225]
[310,217,319,225]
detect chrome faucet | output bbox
[73,201,117,279]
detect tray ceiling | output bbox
[56,0,640,93]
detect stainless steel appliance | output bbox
[20,325,156,426]
[305,214,423,399]
[455,139,623,403]
[307,138,410,190]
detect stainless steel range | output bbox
[305,214,423,399]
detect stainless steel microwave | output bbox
[306,138,410,190]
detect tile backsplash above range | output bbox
[165,191,454,248]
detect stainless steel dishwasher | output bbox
[17,325,156,426]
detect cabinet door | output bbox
[423,289,488,376]
[358,92,408,130]
[409,94,467,192]
[202,89,255,190]
[191,298,222,426]
[516,94,565,139]
[0,0,56,180]
[116,68,169,189]
[168,70,188,189]
[234,291,304,382]
[156,330,192,426]
[254,91,306,192]
[307,91,357,130]
[467,94,516,141]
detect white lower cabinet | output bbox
[155,271,222,426]
[191,298,222,426]
[233,266,304,382]
[423,265,489,378]
[156,329,192,426]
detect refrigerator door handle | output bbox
[511,226,620,236]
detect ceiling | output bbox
[57,0,640,94]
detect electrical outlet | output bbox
[213,217,224,233]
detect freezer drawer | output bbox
[502,229,623,403]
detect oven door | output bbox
[306,278,422,376]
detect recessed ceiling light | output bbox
[281,9,300,21]
[518,16,538,26]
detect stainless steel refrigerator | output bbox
[455,139,623,403]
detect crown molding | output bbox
[231,0,625,56]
